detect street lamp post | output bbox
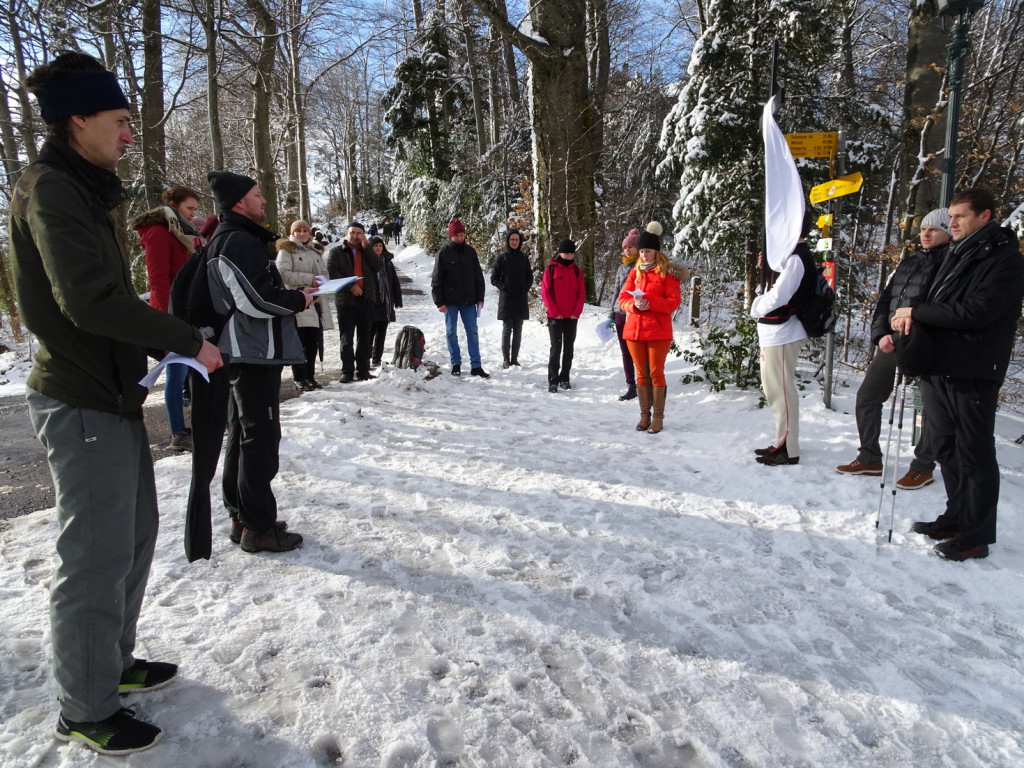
[936,0,985,207]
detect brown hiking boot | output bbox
[896,470,934,490]
[635,385,652,431]
[240,526,303,553]
[836,458,883,476]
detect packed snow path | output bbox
[2,243,1024,767]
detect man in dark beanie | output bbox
[185,170,314,559]
[431,217,489,377]
[9,52,223,754]
[326,221,380,382]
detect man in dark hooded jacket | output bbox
[893,188,1024,561]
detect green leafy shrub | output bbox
[681,315,762,394]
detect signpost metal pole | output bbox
[823,130,846,410]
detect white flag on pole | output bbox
[762,96,804,272]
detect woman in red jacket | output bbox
[541,239,587,392]
[618,223,687,433]
[134,185,201,451]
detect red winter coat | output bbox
[541,258,586,319]
[135,208,193,312]
[619,264,683,341]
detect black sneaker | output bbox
[240,526,303,553]
[471,367,490,378]
[910,520,959,540]
[618,384,637,401]
[548,384,559,393]
[55,707,162,755]
[230,519,288,545]
[558,380,571,390]
[451,365,461,376]
[934,538,989,561]
[119,659,178,693]
[356,371,376,381]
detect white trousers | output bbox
[760,339,805,457]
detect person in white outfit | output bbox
[750,214,817,466]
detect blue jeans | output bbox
[164,362,187,436]
[444,304,481,367]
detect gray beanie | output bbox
[920,208,951,235]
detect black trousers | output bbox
[292,326,320,381]
[337,299,373,375]
[185,363,231,561]
[371,319,390,364]
[547,318,578,385]
[855,349,937,471]
[501,320,523,362]
[222,364,283,532]
[919,375,1001,546]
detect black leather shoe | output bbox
[339,372,354,383]
[548,384,558,393]
[451,365,461,376]
[934,539,989,561]
[756,445,799,466]
[911,520,959,540]
[470,367,490,378]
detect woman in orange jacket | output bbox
[618,223,688,433]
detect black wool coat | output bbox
[490,247,533,322]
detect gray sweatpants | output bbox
[27,390,159,722]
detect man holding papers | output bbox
[10,53,223,754]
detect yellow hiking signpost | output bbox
[785,132,838,158]
[809,172,864,204]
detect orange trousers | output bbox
[625,339,672,387]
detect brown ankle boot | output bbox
[636,385,653,431]
[648,387,667,433]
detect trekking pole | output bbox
[885,376,912,543]
[875,370,904,529]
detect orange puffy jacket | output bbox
[619,265,683,341]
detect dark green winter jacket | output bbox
[10,137,203,417]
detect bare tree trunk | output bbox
[196,0,225,169]
[0,68,23,188]
[900,0,946,236]
[476,0,602,299]
[457,1,488,159]
[140,0,167,207]
[5,12,37,164]
[246,0,279,230]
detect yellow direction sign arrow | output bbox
[785,132,838,158]
[810,172,864,205]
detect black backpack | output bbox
[392,325,425,369]
[795,268,837,338]
[169,231,235,340]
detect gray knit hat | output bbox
[920,208,951,235]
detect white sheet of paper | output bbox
[139,352,210,388]
[312,276,362,296]
[629,289,645,299]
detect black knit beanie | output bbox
[556,239,577,254]
[208,170,257,212]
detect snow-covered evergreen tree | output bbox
[657,0,829,290]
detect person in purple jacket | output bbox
[541,239,586,392]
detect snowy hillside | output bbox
[2,242,1024,767]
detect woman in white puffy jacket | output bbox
[276,220,334,390]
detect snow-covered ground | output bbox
[2,242,1024,767]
